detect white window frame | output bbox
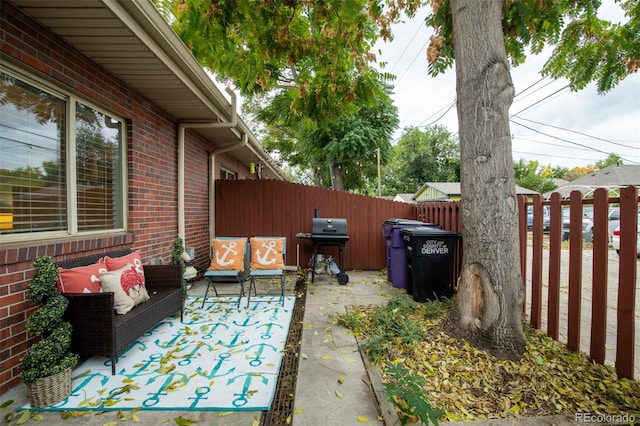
[220,167,237,180]
[0,64,128,245]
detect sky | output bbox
[372,3,640,170]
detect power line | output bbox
[389,18,425,75]
[510,119,640,164]
[511,115,639,149]
[395,40,428,83]
[511,84,570,116]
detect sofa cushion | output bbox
[100,263,150,314]
[57,260,106,293]
[104,251,145,287]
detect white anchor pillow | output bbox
[250,237,285,270]
[208,238,247,271]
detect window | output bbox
[0,69,126,242]
[220,168,236,180]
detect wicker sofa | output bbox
[56,249,184,375]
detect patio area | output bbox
[2,270,397,426]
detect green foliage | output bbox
[337,294,426,362]
[513,158,558,193]
[171,237,188,299]
[420,0,639,94]
[170,0,382,124]
[384,361,444,425]
[26,294,67,336]
[595,153,623,169]
[382,126,460,195]
[21,256,78,385]
[253,79,398,191]
[165,0,400,192]
[26,257,59,306]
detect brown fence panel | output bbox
[616,185,638,379]
[590,188,609,364]
[530,193,544,329]
[567,191,584,352]
[547,192,562,340]
[215,179,415,270]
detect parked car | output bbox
[608,207,620,244]
[611,213,640,256]
[528,206,550,231]
[561,209,594,242]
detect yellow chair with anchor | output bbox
[248,237,286,307]
[202,237,250,308]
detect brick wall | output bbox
[0,3,247,394]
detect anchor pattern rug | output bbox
[24,296,294,412]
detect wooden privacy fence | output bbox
[215,179,415,270]
[216,180,638,379]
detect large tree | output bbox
[167,0,394,189]
[394,0,638,359]
[245,83,398,191]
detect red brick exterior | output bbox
[0,3,251,394]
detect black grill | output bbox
[311,218,349,242]
[297,218,349,284]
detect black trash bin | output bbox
[401,227,460,302]
[382,219,441,289]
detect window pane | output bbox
[76,102,123,231]
[0,71,67,234]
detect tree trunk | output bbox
[445,0,526,360]
[330,161,345,191]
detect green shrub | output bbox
[21,256,78,385]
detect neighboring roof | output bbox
[413,182,538,201]
[393,194,416,203]
[545,164,640,198]
[8,0,284,180]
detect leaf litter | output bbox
[335,295,640,422]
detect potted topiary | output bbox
[171,237,189,298]
[21,256,79,408]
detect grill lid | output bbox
[312,218,348,239]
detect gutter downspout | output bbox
[177,87,238,251]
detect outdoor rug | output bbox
[23,296,295,412]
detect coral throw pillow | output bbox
[208,238,246,271]
[104,251,145,287]
[57,261,106,293]
[100,263,150,314]
[250,237,285,270]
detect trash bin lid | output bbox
[384,218,426,225]
[400,227,459,237]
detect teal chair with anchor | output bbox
[247,236,286,307]
[202,237,250,308]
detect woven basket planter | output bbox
[27,367,72,408]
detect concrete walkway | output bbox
[292,270,396,425]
